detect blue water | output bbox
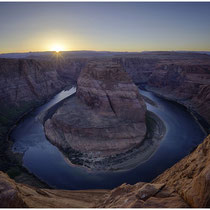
[11,88,206,190]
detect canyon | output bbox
[117,52,210,128]
[44,60,147,167]
[0,51,210,207]
[0,57,86,174]
[1,135,210,207]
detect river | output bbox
[11,87,206,190]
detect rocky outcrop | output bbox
[44,60,146,163]
[0,171,27,207]
[0,171,108,208]
[96,182,188,208]
[153,134,210,207]
[96,135,210,208]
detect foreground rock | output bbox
[96,182,188,208]
[0,171,108,208]
[96,135,210,208]
[45,60,146,162]
[0,171,27,207]
[153,134,210,207]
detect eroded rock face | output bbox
[95,135,210,208]
[0,58,84,136]
[0,171,108,208]
[0,58,63,107]
[193,85,210,125]
[76,60,146,121]
[153,135,210,207]
[0,171,27,207]
[0,58,86,108]
[115,52,210,125]
[0,57,86,174]
[45,60,146,159]
[96,182,188,208]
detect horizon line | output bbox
[1,49,210,55]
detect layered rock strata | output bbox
[0,57,85,173]
[153,134,210,207]
[44,60,146,159]
[0,57,86,112]
[192,84,210,126]
[115,52,210,126]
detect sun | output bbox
[50,45,64,53]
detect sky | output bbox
[0,2,210,53]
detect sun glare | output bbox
[51,45,64,53]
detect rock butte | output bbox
[44,60,146,158]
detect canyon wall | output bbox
[0,57,86,128]
[0,52,209,170]
[0,57,85,172]
[114,52,210,126]
[0,52,210,207]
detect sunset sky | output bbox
[0,2,210,53]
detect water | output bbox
[11,88,206,190]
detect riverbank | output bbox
[0,85,74,188]
[6,86,167,188]
[4,86,206,190]
[48,110,166,172]
[39,81,165,172]
[145,85,210,135]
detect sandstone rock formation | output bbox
[153,134,210,207]
[0,57,85,112]
[0,57,85,173]
[76,60,146,121]
[115,52,210,126]
[192,84,210,126]
[0,171,108,208]
[0,52,210,207]
[96,182,188,208]
[0,171,27,207]
[44,60,146,160]
[96,135,210,208]
[0,58,63,107]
